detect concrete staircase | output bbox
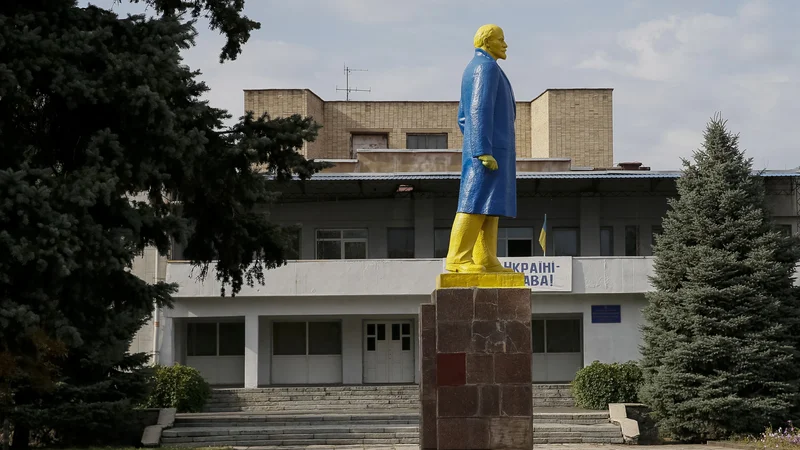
[161,384,623,447]
[204,385,420,413]
[161,411,419,447]
[532,409,624,444]
[532,383,576,408]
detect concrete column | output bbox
[579,197,601,256]
[158,316,175,366]
[414,197,435,258]
[341,317,363,384]
[244,314,259,388]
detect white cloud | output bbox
[576,5,775,82]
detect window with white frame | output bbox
[186,321,245,357]
[272,321,342,356]
[532,317,582,354]
[497,227,534,257]
[315,229,368,259]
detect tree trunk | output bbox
[9,423,28,450]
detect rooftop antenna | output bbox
[336,64,371,101]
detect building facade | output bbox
[130,88,800,388]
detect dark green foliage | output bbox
[0,1,326,448]
[143,364,211,413]
[639,115,800,442]
[571,360,643,410]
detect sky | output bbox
[85,0,799,170]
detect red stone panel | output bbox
[436,353,466,387]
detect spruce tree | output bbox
[640,115,800,442]
[0,1,327,447]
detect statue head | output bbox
[473,24,507,60]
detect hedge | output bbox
[143,364,211,413]
[571,360,643,410]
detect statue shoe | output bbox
[445,262,486,273]
[483,263,515,273]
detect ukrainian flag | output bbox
[539,214,547,256]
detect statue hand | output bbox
[478,155,498,171]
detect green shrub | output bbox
[143,364,211,413]
[571,360,643,410]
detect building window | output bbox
[498,227,534,257]
[406,133,447,149]
[777,224,793,237]
[434,228,451,258]
[171,239,187,260]
[186,321,245,357]
[651,225,663,250]
[532,318,581,354]
[273,321,342,356]
[553,227,580,256]
[625,226,639,256]
[600,227,614,256]
[316,229,368,259]
[284,226,302,260]
[387,228,415,258]
[351,133,388,156]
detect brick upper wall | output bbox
[244,88,613,167]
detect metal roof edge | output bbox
[264,169,800,181]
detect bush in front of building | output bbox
[639,115,800,443]
[143,364,211,413]
[571,360,643,410]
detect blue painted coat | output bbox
[456,48,517,218]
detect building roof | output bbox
[280,169,800,182]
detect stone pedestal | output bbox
[419,281,532,450]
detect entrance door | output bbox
[532,315,583,382]
[363,320,414,383]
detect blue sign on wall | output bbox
[591,305,621,324]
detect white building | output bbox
[129,88,800,388]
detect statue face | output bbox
[485,28,508,60]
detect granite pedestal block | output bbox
[419,285,532,450]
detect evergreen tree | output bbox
[0,1,327,447]
[640,115,800,442]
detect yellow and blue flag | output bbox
[539,214,547,256]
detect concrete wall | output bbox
[160,291,647,386]
[318,149,572,174]
[533,293,646,368]
[129,246,167,364]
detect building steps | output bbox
[161,384,621,446]
[532,383,576,408]
[532,423,625,444]
[163,412,419,447]
[205,383,575,411]
[205,385,420,413]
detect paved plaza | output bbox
[230,444,740,450]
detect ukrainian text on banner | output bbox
[500,257,572,292]
[439,257,573,291]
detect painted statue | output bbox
[445,24,517,274]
